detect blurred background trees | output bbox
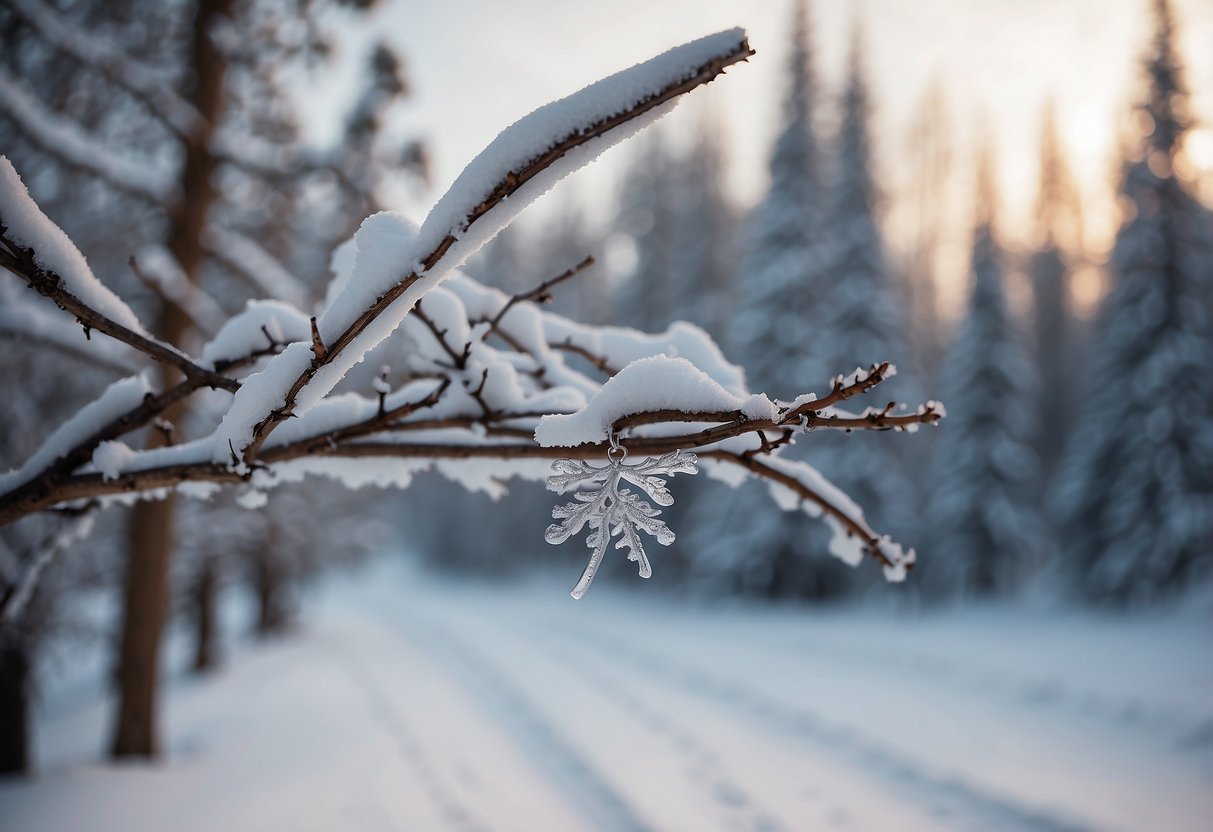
[1,0,422,768]
[446,0,1212,606]
[1,0,1210,777]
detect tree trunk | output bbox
[110,0,232,760]
[254,546,292,638]
[111,497,175,757]
[190,558,219,674]
[0,639,30,774]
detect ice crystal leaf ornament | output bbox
[546,446,698,599]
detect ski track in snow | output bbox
[530,638,788,832]
[388,588,1066,832]
[6,567,1211,832]
[398,593,1083,832]
[379,574,1210,832]
[722,627,1212,752]
[328,633,494,832]
[545,620,1093,832]
[405,604,792,832]
[386,606,658,832]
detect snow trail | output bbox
[5,565,1210,832]
[551,620,1095,832]
[384,605,659,832]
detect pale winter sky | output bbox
[307,0,1213,313]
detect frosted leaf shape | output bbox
[545,449,697,598]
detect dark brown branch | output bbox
[412,304,469,369]
[483,254,595,338]
[309,316,325,361]
[240,37,754,461]
[3,389,932,527]
[551,340,618,376]
[0,349,936,531]
[0,341,278,527]
[608,362,938,439]
[3,437,900,574]
[702,451,903,570]
[804,362,893,412]
[0,231,237,392]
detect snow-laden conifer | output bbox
[727,0,825,393]
[928,159,1041,596]
[806,35,919,545]
[1053,0,1213,602]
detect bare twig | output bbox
[0,501,99,623]
[309,317,326,361]
[0,231,237,391]
[551,340,618,376]
[803,362,894,412]
[483,255,595,338]
[412,304,470,369]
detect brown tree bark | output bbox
[0,640,30,774]
[110,0,232,759]
[190,557,219,674]
[111,496,174,757]
[253,546,292,638]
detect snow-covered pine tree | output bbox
[1053,0,1213,603]
[611,107,736,337]
[1027,103,1083,482]
[806,32,919,548]
[688,1,836,599]
[613,130,677,332]
[727,0,825,393]
[666,108,737,335]
[928,153,1041,596]
[895,81,952,386]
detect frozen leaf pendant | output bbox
[545,437,698,599]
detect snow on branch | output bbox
[0,157,234,390]
[220,29,754,462]
[0,157,146,331]
[534,356,777,447]
[0,506,97,624]
[0,284,142,375]
[0,373,153,496]
[0,273,939,574]
[0,71,175,205]
[0,29,945,589]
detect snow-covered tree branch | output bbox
[0,28,940,598]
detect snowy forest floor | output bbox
[2,560,1212,832]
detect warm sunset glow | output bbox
[330,0,1213,321]
[1182,127,1213,173]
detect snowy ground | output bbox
[2,561,1212,832]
